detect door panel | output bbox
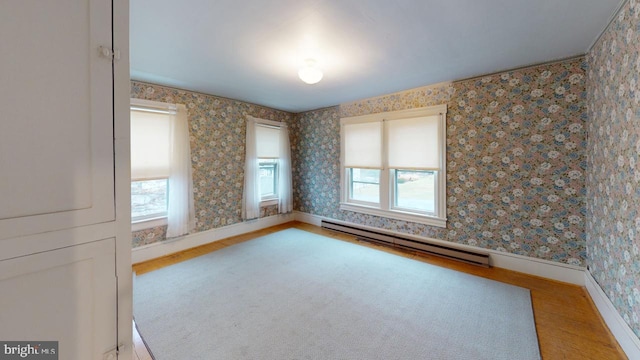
[0,0,126,358]
[0,0,114,240]
[0,239,117,359]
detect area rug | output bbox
[134,228,541,359]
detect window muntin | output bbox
[340,105,447,227]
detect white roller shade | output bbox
[131,109,171,180]
[343,121,382,168]
[387,115,440,170]
[256,124,280,159]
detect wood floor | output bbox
[132,221,627,360]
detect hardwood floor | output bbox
[132,221,627,359]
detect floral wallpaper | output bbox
[131,81,293,246]
[291,107,342,219]
[586,0,640,337]
[292,58,588,266]
[446,64,587,265]
[340,82,455,117]
[132,225,167,248]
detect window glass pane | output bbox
[131,179,168,219]
[394,170,435,213]
[350,168,380,203]
[259,159,278,198]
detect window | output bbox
[130,99,195,237]
[340,105,447,227]
[242,116,293,220]
[131,99,196,238]
[130,102,172,223]
[256,124,281,204]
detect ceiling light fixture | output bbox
[298,59,323,85]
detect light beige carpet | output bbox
[134,228,541,360]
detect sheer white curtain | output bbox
[277,124,293,214]
[166,104,196,237]
[242,117,261,220]
[243,116,293,220]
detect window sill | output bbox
[339,202,447,228]
[131,216,168,231]
[260,199,278,207]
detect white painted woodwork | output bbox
[0,0,132,359]
[0,0,114,240]
[113,0,134,357]
[0,239,117,360]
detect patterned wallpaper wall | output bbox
[292,58,588,266]
[131,81,292,247]
[587,0,640,337]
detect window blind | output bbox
[387,115,440,170]
[256,124,281,159]
[343,121,382,169]
[130,109,171,180]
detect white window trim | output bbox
[339,105,447,228]
[131,216,168,232]
[254,119,285,206]
[258,158,279,205]
[131,98,177,113]
[260,198,278,207]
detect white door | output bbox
[0,0,125,358]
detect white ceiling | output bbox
[130,0,622,113]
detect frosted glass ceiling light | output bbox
[298,59,323,85]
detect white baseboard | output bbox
[294,211,585,285]
[488,251,585,285]
[585,270,640,359]
[295,211,324,226]
[132,213,295,264]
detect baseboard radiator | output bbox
[321,220,490,267]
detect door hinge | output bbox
[98,46,121,62]
[103,343,124,360]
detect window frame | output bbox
[390,169,437,215]
[347,168,381,206]
[131,178,169,223]
[258,158,279,206]
[254,119,286,207]
[340,105,447,228]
